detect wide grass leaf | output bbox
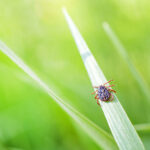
[63,8,145,150]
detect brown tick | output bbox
[92,80,116,105]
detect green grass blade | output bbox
[135,123,150,133]
[63,8,145,150]
[0,40,118,150]
[103,22,150,102]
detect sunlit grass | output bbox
[0,0,150,150]
[0,40,118,150]
[103,22,150,102]
[63,8,145,150]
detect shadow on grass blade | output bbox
[103,22,150,102]
[63,8,145,150]
[0,41,117,150]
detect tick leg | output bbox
[108,93,114,101]
[95,94,98,99]
[94,95,101,106]
[103,80,114,85]
[91,90,98,95]
[97,99,100,106]
[93,86,99,88]
[106,84,115,87]
[108,89,116,93]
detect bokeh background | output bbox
[0,0,150,149]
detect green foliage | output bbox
[63,8,145,150]
[0,38,117,150]
[0,0,150,150]
[103,23,150,102]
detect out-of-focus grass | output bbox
[103,22,150,103]
[0,0,150,150]
[0,40,118,150]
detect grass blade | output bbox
[135,123,150,133]
[103,22,150,101]
[63,8,145,150]
[0,40,118,150]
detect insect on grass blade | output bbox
[63,8,145,150]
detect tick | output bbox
[92,80,116,105]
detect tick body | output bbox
[98,86,110,101]
[92,80,116,105]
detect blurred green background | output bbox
[0,0,150,149]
